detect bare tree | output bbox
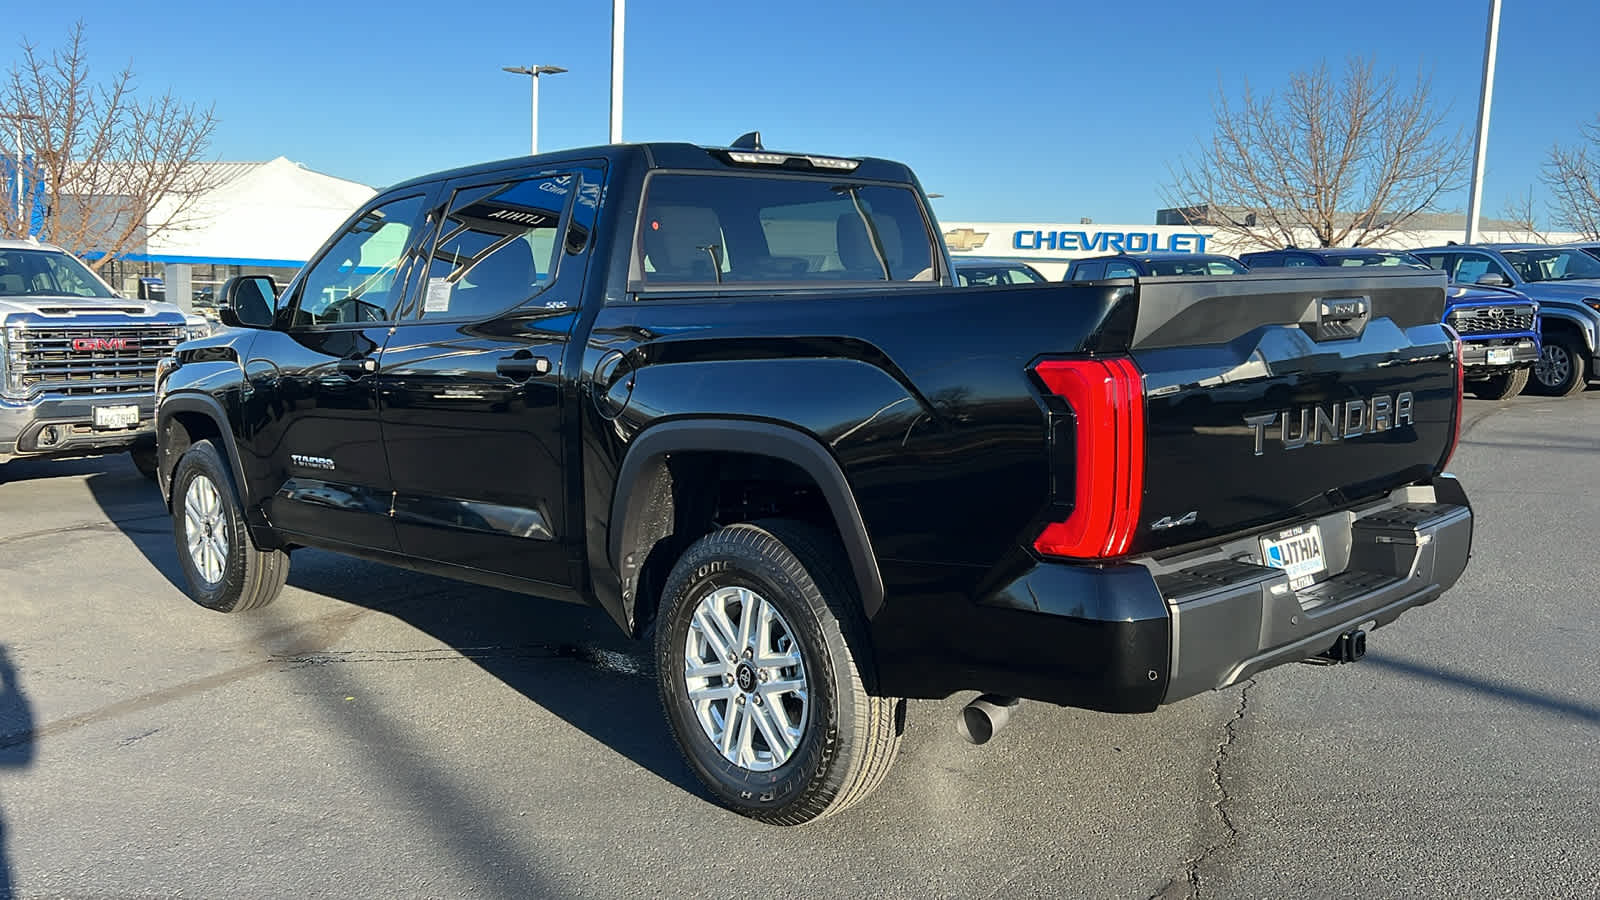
[1498,187,1549,243]
[1163,57,1469,248]
[3,21,226,268]
[1543,117,1600,240]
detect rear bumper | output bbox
[1460,337,1539,370]
[907,475,1472,712]
[0,392,156,463]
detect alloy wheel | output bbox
[183,474,229,585]
[1535,343,1571,389]
[683,585,810,772]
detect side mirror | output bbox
[1475,272,1509,287]
[217,275,278,328]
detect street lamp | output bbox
[502,64,567,155]
[0,112,41,236]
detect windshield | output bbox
[1500,248,1600,282]
[1145,257,1248,276]
[1331,252,1427,268]
[0,248,118,298]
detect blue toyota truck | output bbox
[1240,247,1541,399]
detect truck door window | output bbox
[1451,252,1511,285]
[291,194,427,327]
[419,175,573,321]
[1104,262,1139,278]
[1070,261,1106,281]
[634,174,937,288]
[1282,254,1320,267]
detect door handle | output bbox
[337,356,378,377]
[497,350,551,381]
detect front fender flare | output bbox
[608,418,887,629]
[1536,308,1599,353]
[156,392,250,509]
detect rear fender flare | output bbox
[608,419,886,632]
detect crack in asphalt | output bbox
[0,608,370,751]
[1156,679,1254,900]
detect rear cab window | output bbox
[631,173,938,290]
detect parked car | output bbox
[1238,246,1429,269]
[953,256,1048,286]
[0,237,211,480]
[1239,246,1540,399]
[1411,243,1600,397]
[1563,240,1600,262]
[1064,251,1249,280]
[155,137,1473,826]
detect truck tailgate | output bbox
[1124,269,1457,556]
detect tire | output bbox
[130,443,159,481]
[1530,333,1588,397]
[169,438,288,612]
[655,519,904,826]
[1470,367,1530,400]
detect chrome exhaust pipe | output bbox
[956,694,1021,745]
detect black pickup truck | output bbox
[153,137,1473,826]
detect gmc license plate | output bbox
[1486,347,1513,365]
[1260,524,1326,590]
[92,405,140,430]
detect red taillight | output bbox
[1030,357,1146,559]
[1441,329,1464,469]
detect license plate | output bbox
[1260,524,1326,590]
[92,405,140,430]
[1486,347,1513,365]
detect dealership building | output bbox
[97,156,376,307]
[938,211,1587,280]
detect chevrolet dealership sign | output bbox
[940,221,1217,257]
[1010,228,1211,253]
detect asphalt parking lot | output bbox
[1,393,1598,899]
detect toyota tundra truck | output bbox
[1,237,211,480]
[152,137,1474,826]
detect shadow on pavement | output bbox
[0,646,37,900]
[280,551,699,796]
[1367,654,1599,725]
[86,464,703,809]
[83,468,187,592]
[0,453,132,485]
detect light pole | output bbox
[502,64,567,155]
[610,0,624,143]
[1464,0,1502,244]
[1,112,41,236]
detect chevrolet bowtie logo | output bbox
[943,228,990,251]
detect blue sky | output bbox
[7,0,1597,225]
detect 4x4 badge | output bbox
[1151,511,1198,531]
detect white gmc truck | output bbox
[0,237,210,479]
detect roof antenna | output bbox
[731,131,763,150]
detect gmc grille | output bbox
[1447,305,1536,335]
[6,324,184,395]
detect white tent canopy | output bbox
[146,156,375,266]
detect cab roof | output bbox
[382,141,919,194]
